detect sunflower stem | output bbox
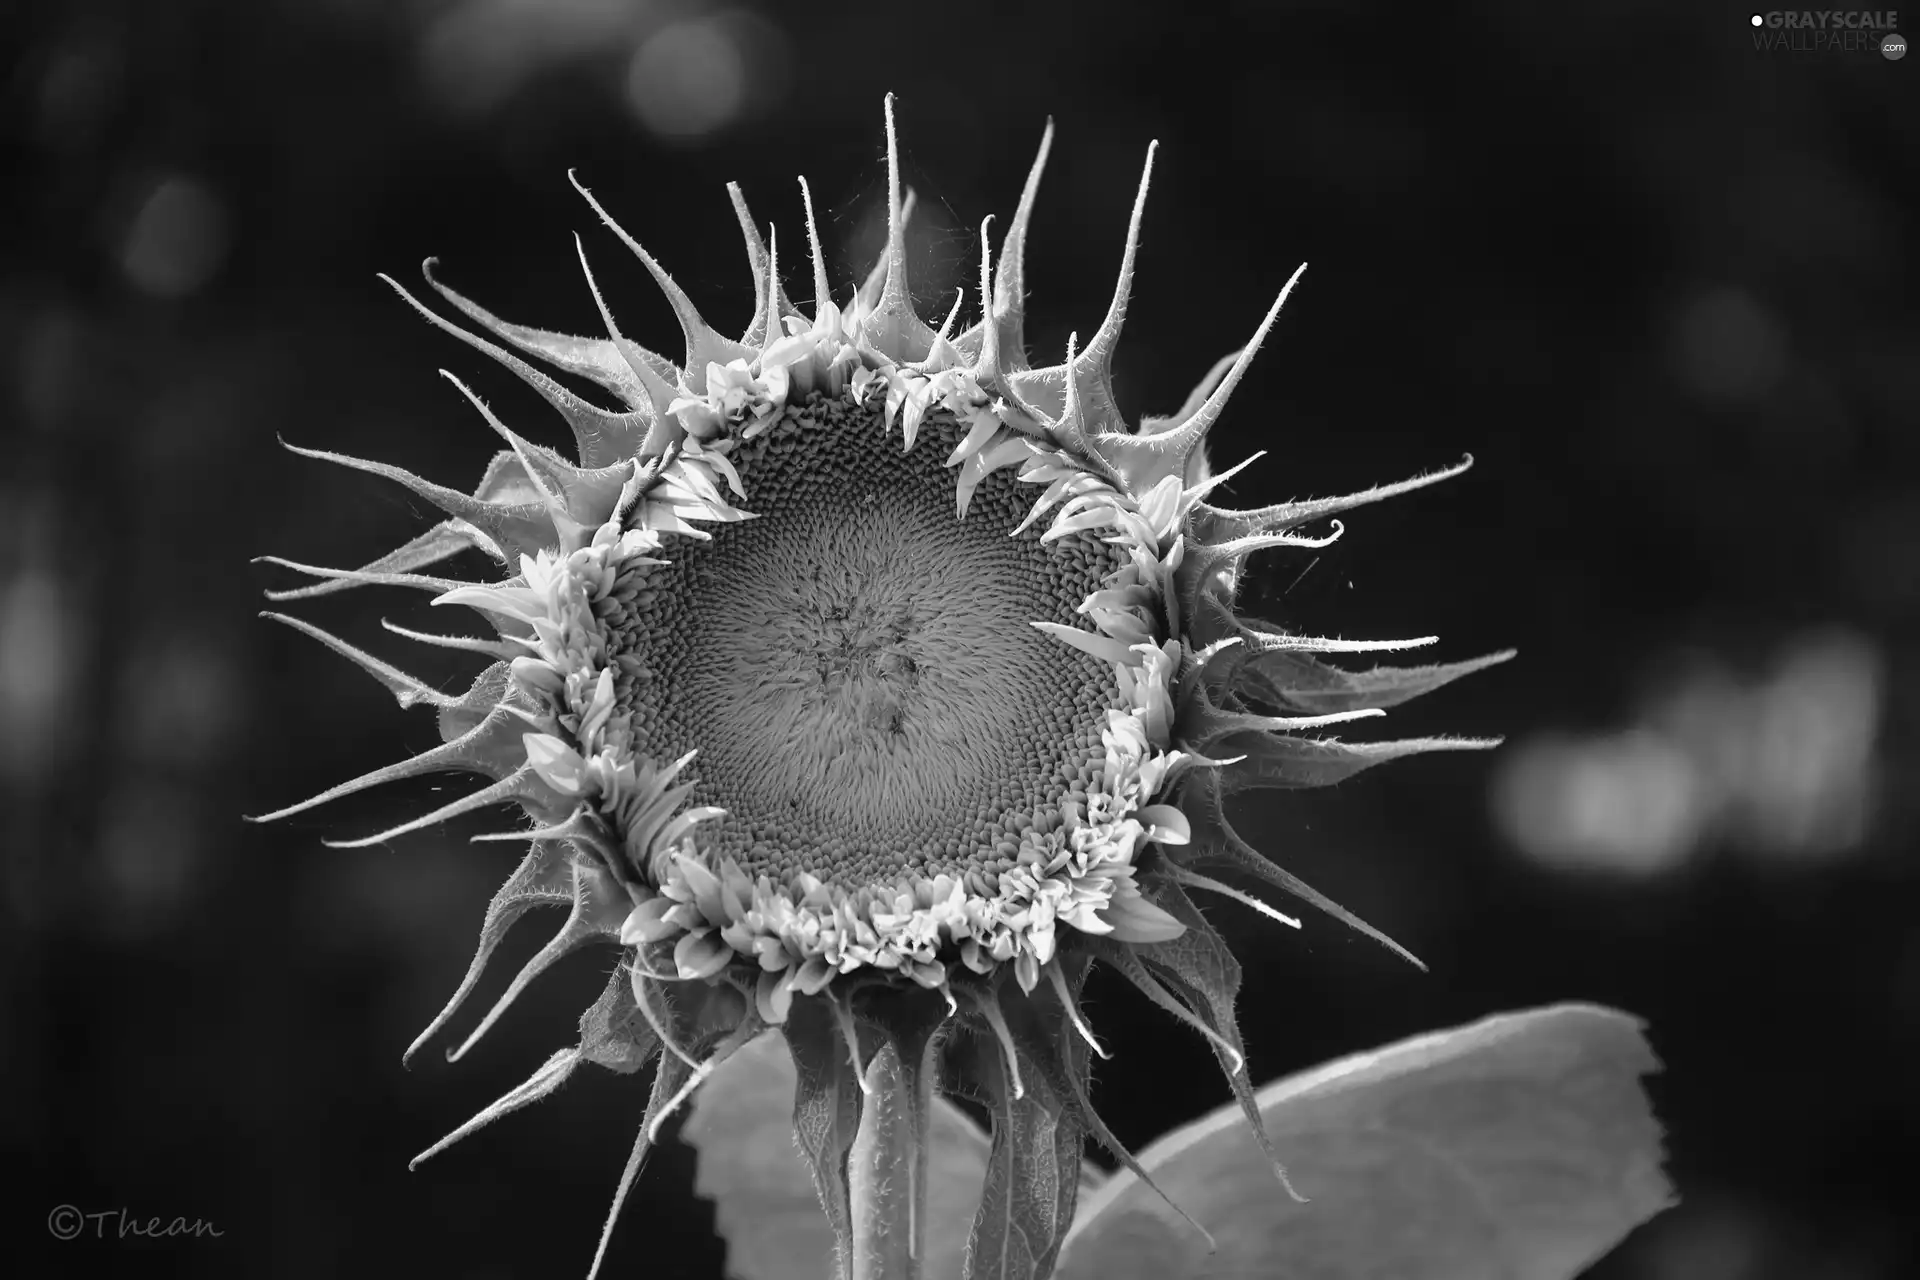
[847,1036,933,1280]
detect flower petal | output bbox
[522,732,586,796]
[1099,890,1187,943]
[620,897,680,945]
[674,929,733,980]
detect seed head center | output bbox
[606,391,1128,888]
[806,568,922,737]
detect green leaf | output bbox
[685,1025,997,1280]
[1053,1004,1672,1280]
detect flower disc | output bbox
[611,390,1127,892]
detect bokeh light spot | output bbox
[35,38,122,152]
[625,17,746,141]
[1668,285,1787,405]
[1493,631,1881,874]
[0,568,79,785]
[120,175,229,299]
[1494,731,1707,874]
[419,0,641,115]
[96,782,202,940]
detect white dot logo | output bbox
[1750,12,1764,25]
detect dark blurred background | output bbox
[4,1,1915,1277]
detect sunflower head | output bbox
[257,96,1509,1279]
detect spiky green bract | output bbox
[255,95,1509,1280]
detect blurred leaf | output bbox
[685,1029,999,1280]
[1054,1003,1672,1280]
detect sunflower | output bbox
[257,97,1509,1280]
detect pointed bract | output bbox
[1006,143,1156,444]
[256,611,459,712]
[1094,263,1310,497]
[385,269,657,470]
[861,95,939,363]
[321,764,547,850]
[1181,768,1426,969]
[990,119,1055,374]
[247,684,527,824]
[445,859,632,1062]
[404,839,574,1064]
[798,176,833,320]
[280,437,557,562]
[1214,730,1502,793]
[1196,453,1478,543]
[1236,647,1518,716]
[570,170,754,388]
[1126,880,1306,1202]
[422,256,676,402]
